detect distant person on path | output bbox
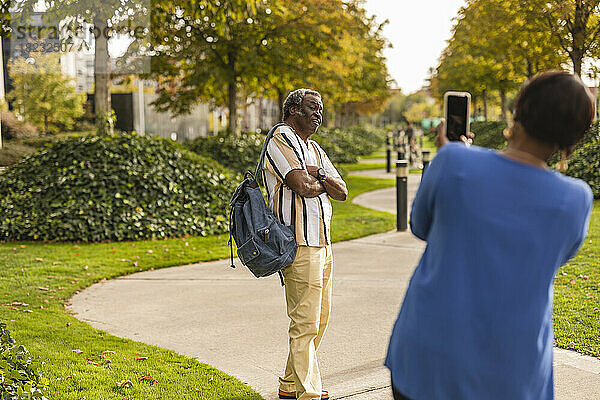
[405,123,416,165]
[262,89,348,400]
[386,71,594,399]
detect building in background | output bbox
[60,52,94,93]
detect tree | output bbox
[8,53,85,134]
[13,0,150,133]
[526,0,600,76]
[149,0,391,132]
[431,0,566,120]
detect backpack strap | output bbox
[254,123,287,187]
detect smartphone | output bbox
[443,91,471,141]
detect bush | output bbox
[185,125,386,171]
[185,132,265,174]
[566,123,600,198]
[0,132,238,242]
[470,121,508,150]
[0,323,48,400]
[0,111,39,140]
[313,125,386,163]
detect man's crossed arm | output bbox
[285,167,348,201]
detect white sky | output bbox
[363,0,467,94]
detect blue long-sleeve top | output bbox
[385,143,593,399]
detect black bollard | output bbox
[396,160,408,231]
[386,134,392,173]
[422,150,431,175]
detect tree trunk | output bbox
[571,52,583,76]
[227,81,238,134]
[94,18,111,134]
[277,88,285,122]
[258,98,263,131]
[472,95,477,119]
[526,59,533,78]
[499,88,507,121]
[44,114,48,135]
[483,89,488,121]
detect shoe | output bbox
[278,389,329,399]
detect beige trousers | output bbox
[278,245,333,400]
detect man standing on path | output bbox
[262,89,348,400]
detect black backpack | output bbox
[228,123,297,285]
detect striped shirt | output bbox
[263,124,342,247]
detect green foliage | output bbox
[314,125,386,163]
[7,54,85,135]
[0,323,48,400]
[470,121,508,150]
[567,127,600,198]
[0,112,39,140]
[150,0,390,132]
[184,132,266,174]
[0,132,237,242]
[185,125,386,171]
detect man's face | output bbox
[296,93,323,135]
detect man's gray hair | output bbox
[282,89,321,121]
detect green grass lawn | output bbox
[0,175,395,400]
[554,200,600,358]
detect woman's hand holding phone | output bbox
[435,120,475,149]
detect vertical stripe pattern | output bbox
[263,125,342,247]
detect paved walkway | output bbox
[68,168,600,400]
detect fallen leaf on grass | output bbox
[135,357,148,361]
[8,302,29,307]
[53,261,62,265]
[118,259,131,262]
[88,361,99,366]
[72,349,83,354]
[139,375,157,385]
[36,287,56,292]
[23,310,33,313]
[147,250,153,254]
[35,258,43,262]
[117,380,134,388]
[103,350,116,354]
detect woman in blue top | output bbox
[385,71,595,400]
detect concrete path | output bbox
[68,168,600,400]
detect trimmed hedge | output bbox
[470,121,508,150]
[184,132,266,174]
[0,132,237,242]
[314,125,386,164]
[567,123,600,198]
[0,323,48,400]
[185,125,387,172]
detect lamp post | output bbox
[386,133,392,173]
[422,150,431,174]
[396,160,408,231]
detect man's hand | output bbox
[435,120,475,149]
[306,165,319,178]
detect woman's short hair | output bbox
[282,89,321,121]
[513,71,595,151]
